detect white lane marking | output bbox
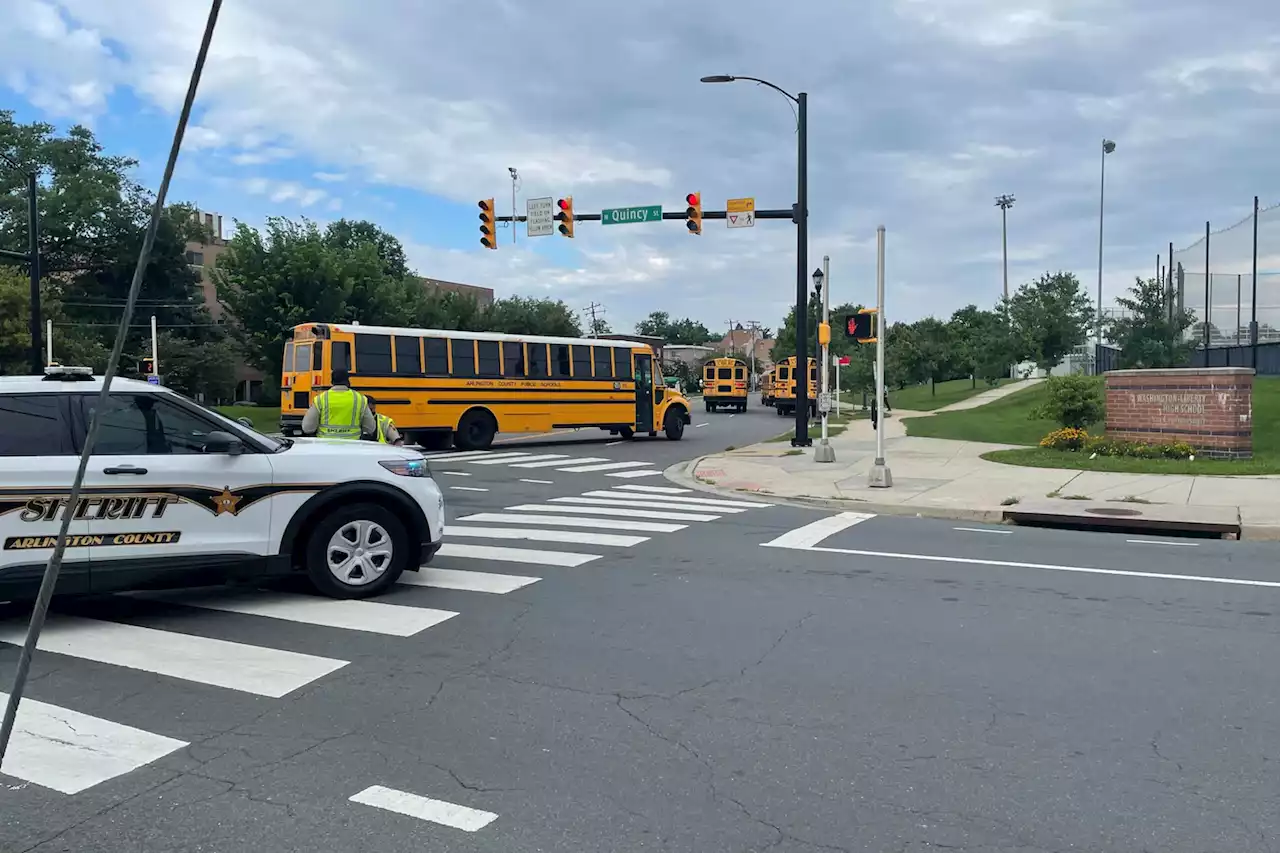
[458,512,686,533]
[350,785,498,832]
[450,486,489,492]
[729,413,736,418]
[796,544,1280,589]
[606,469,665,479]
[556,460,653,473]
[695,423,709,428]
[553,496,749,513]
[584,490,771,509]
[1126,539,1201,547]
[606,441,624,447]
[615,485,693,495]
[435,543,599,567]
[429,451,529,462]
[400,568,540,594]
[761,512,876,550]
[420,450,490,459]
[0,617,346,698]
[0,694,188,795]
[130,590,457,637]
[444,525,648,547]
[518,478,554,484]
[506,503,719,522]
[462,454,545,465]
[953,527,1011,535]
[512,456,608,469]
[440,471,472,477]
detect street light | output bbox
[0,150,42,374]
[1096,138,1116,363]
[701,73,811,447]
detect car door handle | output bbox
[103,465,148,475]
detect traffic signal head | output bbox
[844,310,878,343]
[555,197,574,238]
[478,199,497,249]
[685,192,702,235]
[140,357,155,374]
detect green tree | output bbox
[323,219,410,279]
[1105,277,1197,368]
[0,266,107,374]
[587,314,612,336]
[1008,271,1094,371]
[635,311,671,338]
[149,330,239,403]
[666,317,713,345]
[485,296,582,336]
[949,305,1019,387]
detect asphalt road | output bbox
[4,414,1280,852]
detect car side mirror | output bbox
[236,416,254,429]
[204,430,244,456]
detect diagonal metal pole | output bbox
[0,0,223,765]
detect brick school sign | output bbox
[1104,367,1254,459]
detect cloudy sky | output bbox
[3,0,1278,335]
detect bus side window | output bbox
[503,341,525,376]
[571,345,592,378]
[451,339,477,377]
[551,345,571,378]
[394,335,422,375]
[424,338,448,375]
[312,342,323,370]
[593,346,611,379]
[477,341,501,377]
[527,344,548,377]
[331,341,351,372]
[354,334,392,374]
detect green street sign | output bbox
[602,204,662,226]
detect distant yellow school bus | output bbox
[701,357,749,413]
[279,323,692,450]
[772,356,818,418]
[761,366,777,407]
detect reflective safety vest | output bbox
[316,388,367,439]
[375,413,395,444]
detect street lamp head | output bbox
[811,267,824,290]
[1102,139,1116,154]
[995,194,1015,209]
[700,75,735,83]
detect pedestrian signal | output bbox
[845,310,877,343]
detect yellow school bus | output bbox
[761,366,777,407]
[278,323,692,450]
[701,357,749,413]
[772,356,818,417]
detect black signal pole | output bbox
[1,152,41,374]
[701,75,810,446]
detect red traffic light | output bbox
[685,193,699,205]
[557,198,570,210]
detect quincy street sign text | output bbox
[601,205,662,226]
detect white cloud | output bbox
[7,0,1280,332]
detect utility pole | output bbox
[744,320,762,390]
[583,302,605,337]
[508,167,519,246]
[724,320,735,356]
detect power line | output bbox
[583,301,606,335]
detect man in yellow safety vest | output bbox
[365,397,403,446]
[301,368,376,439]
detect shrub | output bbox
[1039,427,1090,451]
[1030,375,1104,429]
[1085,436,1194,460]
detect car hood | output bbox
[283,437,421,460]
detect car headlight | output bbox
[379,458,430,477]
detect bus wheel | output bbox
[664,411,685,441]
[454,409,497,451]
[619,427,635,439]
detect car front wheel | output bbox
[305,502,410,598]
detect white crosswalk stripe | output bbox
[506,503,721,522]
[579,490,772,509]
[435,542,600,567]
[445,525,649,547]
[555,460,653,473]
[552,496,750,514]
[613,485,692,494]
[456,512,686,533]
[511,456,608,468]
[606,469,665,479]
[400,567,540,594]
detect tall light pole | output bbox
[1096,139,1116,354]
[701,74,811,447]
[1,150,42,374]
[995,194,1015,304]
[508,167,519,246]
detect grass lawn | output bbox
[840,377,1018,412]
[906,376,1280,475]
[216,405,281,434]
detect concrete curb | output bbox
[662,457,1007,523]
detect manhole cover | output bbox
[1085,507,1142,517]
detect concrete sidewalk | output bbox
[669,378,1280,539]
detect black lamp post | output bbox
[701,74,810,446]
[1,151,42,374]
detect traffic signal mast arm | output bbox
[487,208,798,223]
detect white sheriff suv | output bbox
[0,368,445,602]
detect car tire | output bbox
[664,410,685,440]
[304,502,410,599]
[619,427,635,439]
[454,408,497,451]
